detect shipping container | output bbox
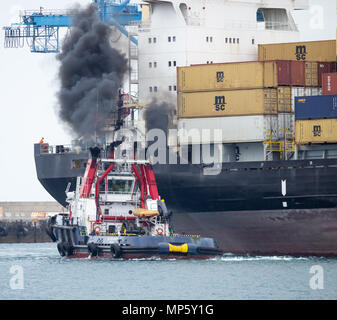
[277,87,292,113]
[318,62,336,87]
[290,61,305,86]
[322,73,337,95]
[258,40,336,62]
[178,115,293,144]
[304,62,318,87]
[291,87,322,112]
[177,61,307,93]
[295,119,337,144]
[295,95,337,120]
[177,89,278,118]
[278,113,295,137]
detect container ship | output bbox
[34,0,337,256]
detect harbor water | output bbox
[0,243,336,300]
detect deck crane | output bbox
[3,0,142,53]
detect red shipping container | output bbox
[318,62,336,87]
[290,61,305,86]
[275,60,291,86]
[322,73,337,95]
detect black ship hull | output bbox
[34,144,337,256]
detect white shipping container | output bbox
[291,87,322,112]
[278,113,295,137]
[178,116,281,145]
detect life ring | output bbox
[94,225,101,235]
[156,227,164,236]
[42,144,48,152]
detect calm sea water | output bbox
[0,243,336,300]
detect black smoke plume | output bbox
[143,99,175,134]
[57,3,128,138]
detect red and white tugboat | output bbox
[46,146,222,259]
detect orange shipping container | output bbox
[178,89,278,118]
[258,40,336,62]
[295,119,337,144]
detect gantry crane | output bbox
[3,0,142,53]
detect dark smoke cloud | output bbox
[143,99,175,134]
[57,3,128,137]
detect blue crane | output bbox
[3,0,142,53]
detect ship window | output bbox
[233,38,236,44]
[168,61,172,67]
[173,36,176,42]
[169,85,172,91]
[168,36,171,42]
[149,87,153,92]
[225,38,228,43]
[206,36,209,42]
[229,38,232,43]
[154,86,158,92]
[108,225,116,233]
[153,37,157,43]
[237,38,239,44]
[252,39,255,45]
[148,38,152,43]
[149,62,152,68]
[210,36,213,42]
[174,85,177,91]
[173,61,176,67]
[107,179,133,194]
[154,62,157,68]
[104,209,109,215]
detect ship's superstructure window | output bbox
[153,37,157,43]
[149,62,152,68]
[168,61,176,67]
[148,38,152,43]
[252,38,255,45]
[225,38,228,43]
[149,87,153,92]
[172,36,176,42]
[173,85,177,91]
[233,38,236,44]
[154,86,158,92]
[169,85,172,91]
[169,85,177,91]
[206,36,213,43]
[168,36,171,42]
[237,38,240,44]
[154,62,157,68]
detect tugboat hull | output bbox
[51,225,222,260]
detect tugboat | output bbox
[46,145,222,259]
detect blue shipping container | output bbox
[295,95,337,120]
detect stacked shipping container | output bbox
[295,95,337,144]
[177,40,337,153]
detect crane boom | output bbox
[3,0,142,53]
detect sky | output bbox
[0,0,336,202]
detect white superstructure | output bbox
[136,0,309,107]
